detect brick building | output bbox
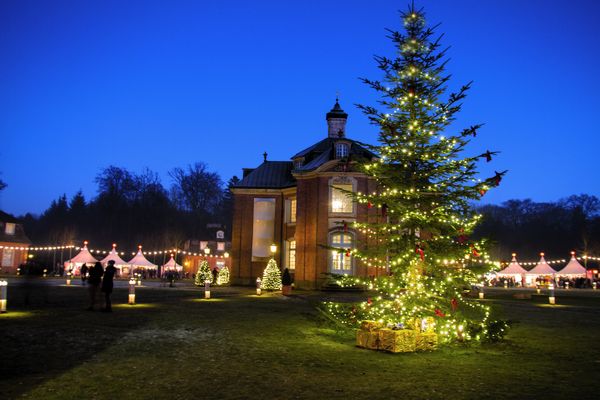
[0,211,31,274]
[230,100,385,289]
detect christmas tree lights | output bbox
[217,266,230,285]
[261,259,282,291]
[194,261,212,286]
[324,4,508,344]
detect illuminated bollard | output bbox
[503,280,508,289]
[593,282,597,290]
[204,279,211,299]
[536,285,541,294]
[66,272,72,286]
[0,280,7,313]
[16,267,20,276]
[548,284,555,305]
[565,281,570,290]
[128,278,136,305]
[43,269,47,277]
[256,277,262,296]
[479,282,484,299]
[136,273,142,286]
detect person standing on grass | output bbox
[101,260,117,312]
[87,262,104,311]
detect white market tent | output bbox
[128,247,158,270]
[162,256,183,272]
[556,253,587,277]
[64,242,98,274]
[527,254,556,276]
[100,245,128,270]
[497,254,528,277]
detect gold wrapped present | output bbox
[360,320,384,331]
[356,329,380,350]
[379,328,417,353]
[415,332,438,351]
[420,317,436,333]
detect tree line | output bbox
[20,163,239,251]
[473,194,600,262]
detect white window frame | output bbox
[285,239,296,270]
[335,143,349,159]
[330,183,354,214]
[329,232,353,274]
[285,198,297,224]
[217,242,225,251]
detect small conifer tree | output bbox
[217,266,230,285]
[261,259,282,290]
[194,261,212,286]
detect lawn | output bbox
[1,280,599,399]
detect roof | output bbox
[162,256,183,271]
[497,255,528,275]
[66,245,98,265]
[527,256,556,275]
[326,99,348,120]
[235,161,295,189]
[292,137,377,172]
[100,248,128,266]
[556,256,587,276]
[0,211,19,223]
[128,249,158,268]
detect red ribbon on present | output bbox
[435,309,445,317]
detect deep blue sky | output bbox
[1,0,599,216]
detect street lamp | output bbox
[0,280,7,313]
[270,244,277,255]
[129,278,136,305]
[204,279,211,299]
[256,277,262,295]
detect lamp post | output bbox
[593,281,597,290]
[204,279,211,299]
[270,243,277,258]
[256,277,262,296]
[548,283,555,305]
[0,280,7,313]
[128,278,136,305]
[66,271,72,286]
[479,281,485,299]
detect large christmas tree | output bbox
[194,261,212,286]
[325,4,507,343]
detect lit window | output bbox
[286,240,296,270]
[5,223,15,235]
[200,241,208,250]
[330,233,352,273]
[331,184,353,213]
[2,248,14,267]
[286,198,297,223]
[217,242,225,251]
[335,143,349,159]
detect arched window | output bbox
[330,232,353,274]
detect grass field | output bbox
[1,279,599,399]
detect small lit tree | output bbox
[261,259,282,290]
[194,261,212,286]
[217,266,230,285]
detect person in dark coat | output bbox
[87,262,104,310]
[101,260,117,312]
[80,264,88,284]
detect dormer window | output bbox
[293,158,304,169]
[5,223,15,235]
[335,143,349,159]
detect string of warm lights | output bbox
[0,244,230,258]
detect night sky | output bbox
[1,0,599,216]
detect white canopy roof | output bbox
[65,243,98,265]
[100,246,128,267]
[128,248,158,269]
[556,255,586,276]
[162,256,183,271]
[497,254,528,276]
[527,255,556,276]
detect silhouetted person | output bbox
[81,264,88,285]
[212,267,218,284]
[87,262,103,311]
[101,260,117,312]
